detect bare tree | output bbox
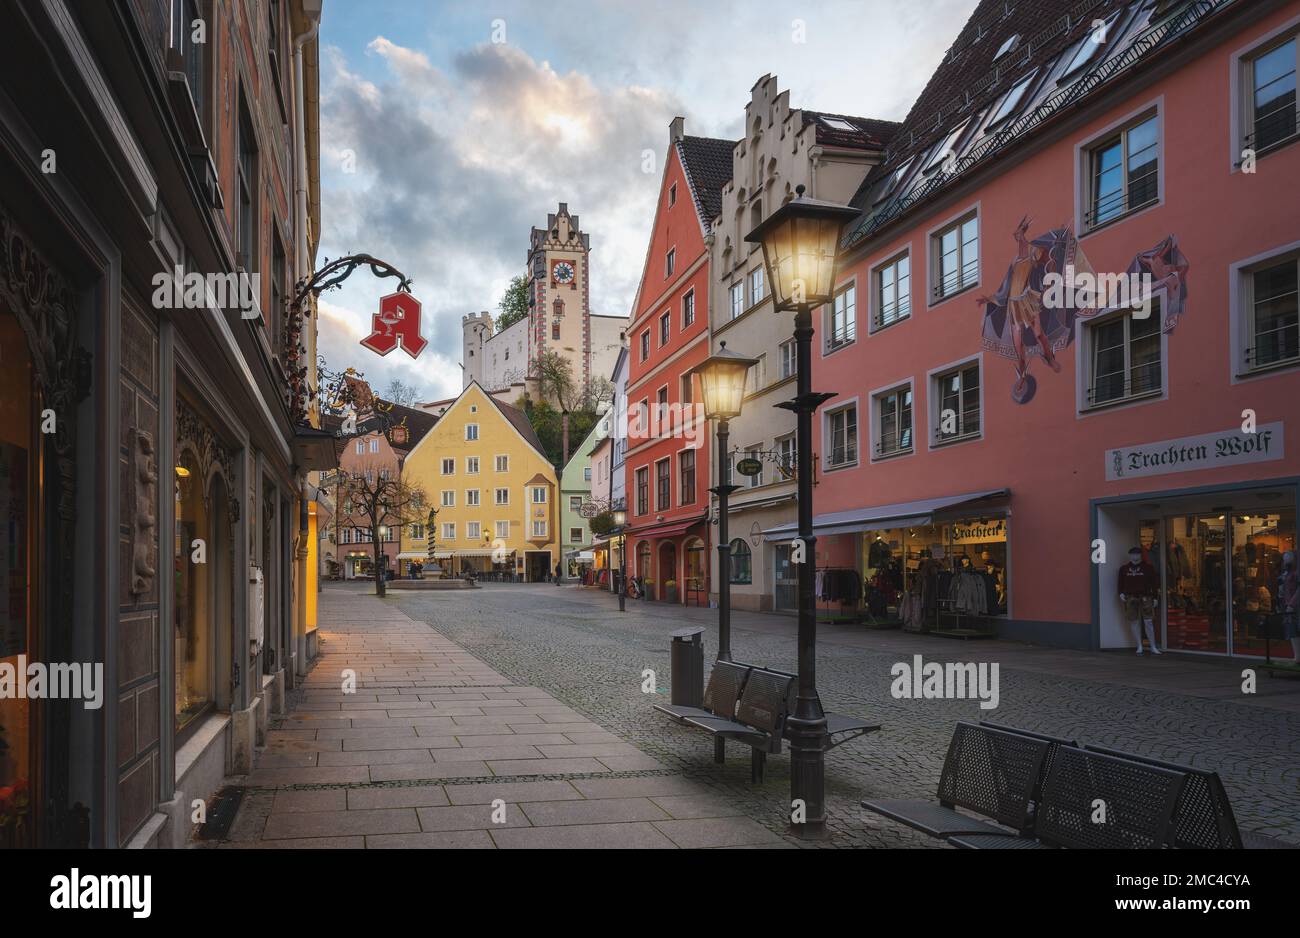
[383,379,419,407]
[536,350,576,465]
[335,461,426,597]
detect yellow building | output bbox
[401,382,559,581]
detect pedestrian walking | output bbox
[1279,550,1300,667]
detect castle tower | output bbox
[527,203,592,395]
[461,310,493,389]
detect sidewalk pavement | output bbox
[218,590,790,848]
[566,584,1300,713]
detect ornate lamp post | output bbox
[745,184,858,837]
[612,506,628,612]
[425,506,440,579]
[689,342,758,662]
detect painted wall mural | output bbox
[978,216,1189,404]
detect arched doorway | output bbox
[659,541,678,603]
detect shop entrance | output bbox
[525,551,551,583]
[773,544,797,612]
[1098,488,1296,658]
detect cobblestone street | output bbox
[223,581,1299,848]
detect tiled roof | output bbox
[802,110,901,149]
[677,135,736,228]
[490,395,548,457]
[844,0,1242,247]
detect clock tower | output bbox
[527,203,593,394]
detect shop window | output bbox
[1084,302,1163,408]
[655,458,670,511]
[1085,112,1159,230]
[931,211,979,301]
[637,542,652,578]
[826,283,856,352]
[1243,34,1298,154]
[729,539,752,584]
[873,385,913,459]
[825,404,858,469]
[932,361,981,444]
[873,252,911,331]
[1243,254,1299,372]
[679,449,696,504]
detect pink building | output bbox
[792,0,1300,657]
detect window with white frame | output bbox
[777,434,796,478]
[1086,112,1158,229]
[441,490,455,507]
[495,488,509,505]
[680,372,694,405]
[467,522,481,540]
[743,446,763,487]
[779,339,796,379]
[369,439,379,453]
[640,329,650,361]
[441,457,455,474]
[495,520,510,539]
[679,448,696,503]
[635,466,649,515]
[730,282,744,320]
[655,458,670,511]
[569,495,582,511]
[466,456,479,474]
[827,283,856,351]
[1244,255,1299,371]
[748,266,765,306]
[1084,301,1163,407]
[465,423,479,441]
[583,467,592,482]
[409,523,424,539]
[932,212,979,300]
[933,361,981,443]
[1244,35,1297,153]
[666,248,675,277]
[495,454,509,472]
[682,290,695,328]
[873,386,913,458]
[531,487,547,504]
[466,489,480,507]
[570,527,584,543]
[531,520,547,538]
[659,311,670,346]
[355,440,364,454]
[441,522,455,541]
[874,252,911,329]
[826,404,858,468]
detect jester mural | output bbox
[978,217,1189,403]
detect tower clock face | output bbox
[552,261,575,284]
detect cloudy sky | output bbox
[316,0,979,403]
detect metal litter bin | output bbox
[669,626,705,708]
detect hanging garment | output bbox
[949,571,987,614]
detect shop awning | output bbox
[761,489,1009,541]
[396,551,428,560]
[433,549,507,559]
[565,550,596,562]
[625,515,707,540]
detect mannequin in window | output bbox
[1119,546,1161,655]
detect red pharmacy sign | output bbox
[360,291,427,359]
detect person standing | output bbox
[1279,550,1300,666]
[1119,546,1162,655]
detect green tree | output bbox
[496,275,529,331]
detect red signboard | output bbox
[360,291,427,359]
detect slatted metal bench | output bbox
[1084,745,1292,850]
[732,663,881,754]
[979,720,1077,802]
[862,721,1050,838]
[947,746,1186,849]
[653,660,751,764]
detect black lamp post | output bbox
[612,506,628,612]
[745,183,858,837]
[688,342,758,662]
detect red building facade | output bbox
[624,121,734,603]
[800,0,1300,656]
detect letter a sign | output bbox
[361,292,427,359]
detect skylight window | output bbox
[989,71,1036,126]
[1061,13,1118,77]
[994,34,1020,59]
[923,121,969,173]
[822,117,859,132]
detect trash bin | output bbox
[669,626,705,708]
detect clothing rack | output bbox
[816,566,863,624]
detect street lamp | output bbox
[612,506,628,612]
[688,341,758,662]
[745,183,858,837]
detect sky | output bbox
[315,0,980,403]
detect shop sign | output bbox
[1105,423,1283,482]
[949,519,1007,544]
[735,458,763,478]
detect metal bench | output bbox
[948,746,1185,849]
[862,721,1050,838]
[1084,745,1292,850]
[653,661,751,764]
[732,662,881,753]
[683,668,796,782]
[979,720,1077,801]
